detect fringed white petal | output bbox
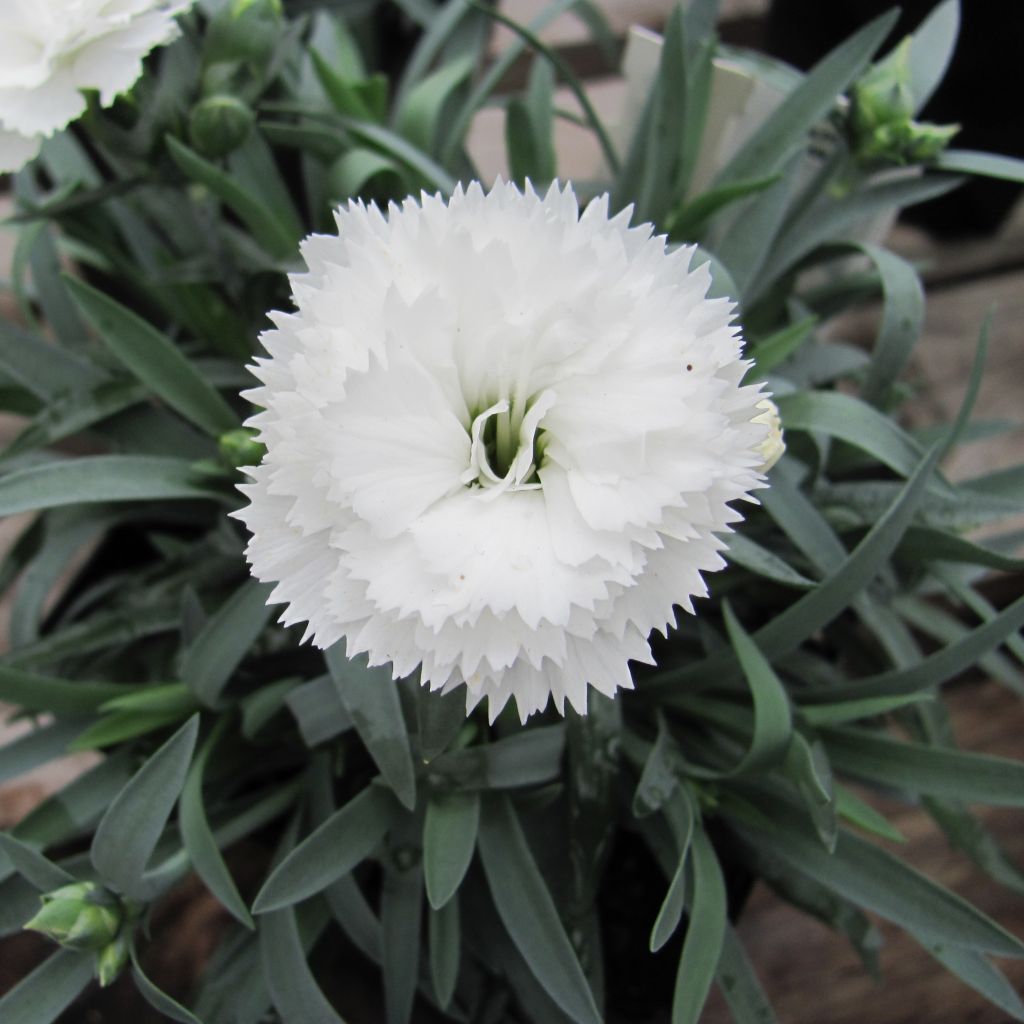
[236,180,771,720]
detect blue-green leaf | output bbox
[671,826,727,1024]
[0,949,94,1024]
[326,645,416,811]
[182,579,276,706]
[254,786,399,912]
[64,277,237,438]
[91,715,199,898]
[424,791,479,909]
[0,456,221,516]
[478,795,601,1024]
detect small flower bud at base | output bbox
[25,882,123,952]
[220,428,266,469]
[752,399,785,473]
[96,932,131,987]
[189,96,255,160]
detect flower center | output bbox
[461,389,556,496]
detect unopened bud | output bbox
[752,398,785,473]
[219,427,266,468]
[96,931,131,987]
[189,95,254,159]
[850,38,958,165]
[25,882,123,952]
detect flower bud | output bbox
[850,38,958,165]
[25,882,123,952]
[219,427,266,469]
[96,931,131,988]
[205,0,283,68]
[752,398,785,473]
[189,95,255,159]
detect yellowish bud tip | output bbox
[752,398,785,473]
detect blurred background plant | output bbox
[2,0,1024,1022]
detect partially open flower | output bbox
[235,181,769,721]
[0,0,194,173]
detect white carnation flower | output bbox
[235,180,769,722]
[0,0,193,173]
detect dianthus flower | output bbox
[236,181,769,721]
[0,0,193,172]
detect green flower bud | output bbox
[25,882,123,952]
[850,38,959,165]
[219,427,266,469]
[189,94,255,159]
[96,931,131,988]
[205,0,283,68]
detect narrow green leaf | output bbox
[724,532,815,589]
[166,136,298,259]
[806,592,1024,702]
[101,683,198,717]
[70,710,184,752]
[825,727,1024,806]
[381,859,423,1024]
[429,894,461,1009]
[130,941,203,1024]
[430,724,566,790]
[0,719,83,785]
[397,56,474,153]
[326,645,417,810]
[440,0,580,165]
[13,752,134,850]
[0,949,94,1024]
[285,674,352,747]
[180,722,254,928]
[672,827,727,1024]
[182,579,276,707]
[835,783,905,843]
[856,244,924,407]
[261,904,346,1024]
[91,715,200,898]
[715,924,779,1024]
[798,693,931,726]
[650,789,695,952]
[897,526,1024,573]
[340,117,457,194]
[0,456,221,516]
[918,939,1024,1022]
[714,10,899,186]
[722,603,793,775]
[0,667,127,715]
[633,716,681,816]
[327,147,405,201]
[0,321,106,401]
[65,278,236,437]
[669,175,781,240]
[936,148,1024,183]
[776,391,925,478]
[712,159,797,298]
[416,684,466,761]
[0,833,75,891]
[750,316,817,374]
[730,796,1024,957]
[253,786,399,912]
[783,733,838,851]
[478,795,602,1024]
[754,175,961,300]
[908,0,960,110]
[424,791,479,909]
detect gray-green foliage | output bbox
[2,0,1024,1022]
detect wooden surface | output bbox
[2,1,1024,1020]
